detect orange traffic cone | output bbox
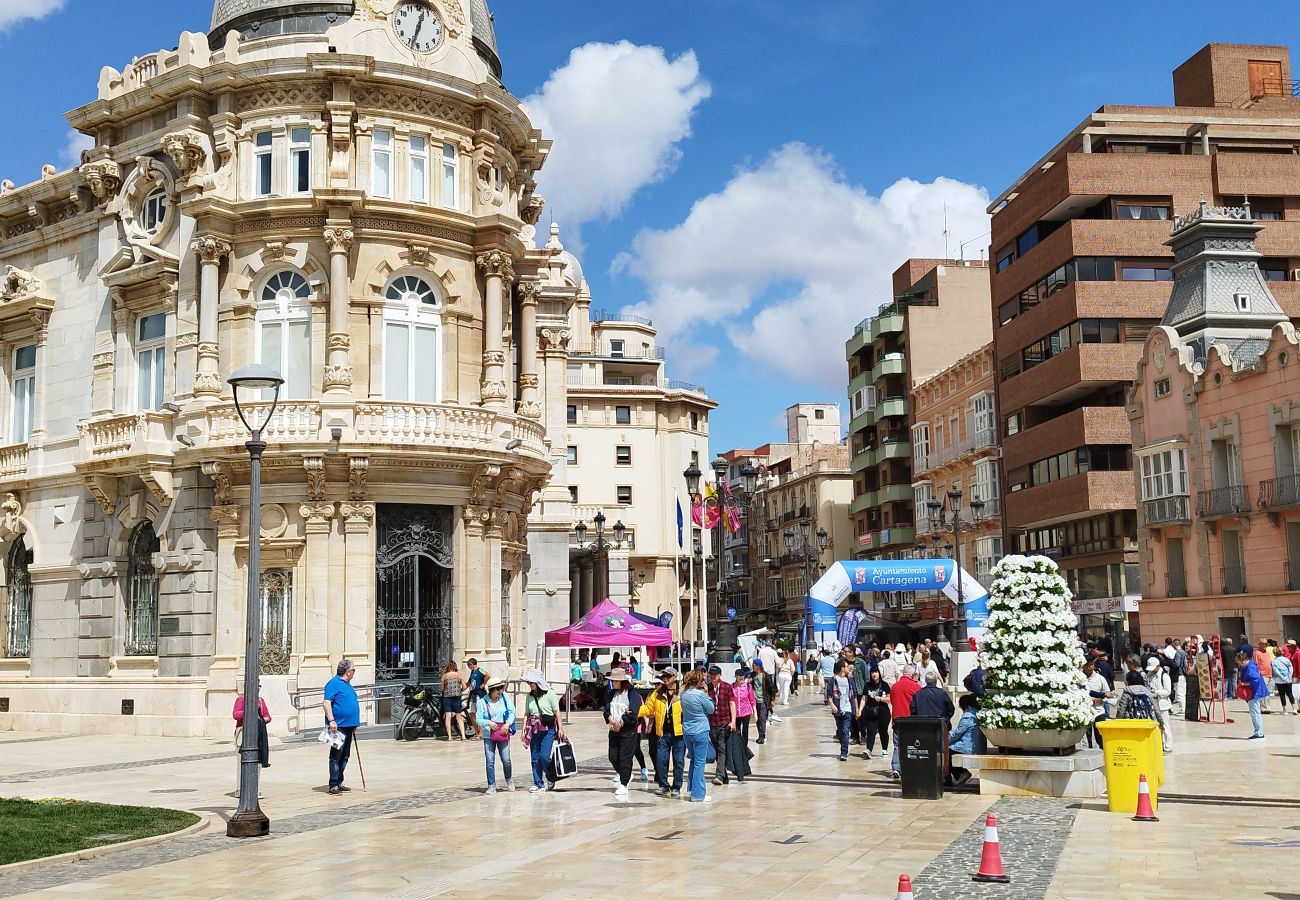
[895,874,915,900]
[1132,773,1159,822]
[972,813,1011,883]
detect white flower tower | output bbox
[976,554,1093,749]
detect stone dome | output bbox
[468,0,502,78]
[210,0,354,46]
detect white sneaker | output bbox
[614,785,629,797]
[486,785,497,795]
[529,785,542,794]
[611,775,620,783]
[505,780,515,792]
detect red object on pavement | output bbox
[895,873,915,900]
[1132,773,1159,822]
[972,813,1011,883]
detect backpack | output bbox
[1127,691,1155,720]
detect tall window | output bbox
[4,536,31,659]
[373,129,393,198]
[409,135,429,204]
[11,344,36,442]
[254,131,273,197]
[971,392,995,437]
[441,143,458,209]
[1290,425,1300,477]
[973,458,999,506]
[136,313,166,412]
[260,569,293,675]
[1139,448,1188,500]
[289,127,311,195]
[383,275,441,403]
[912,423,930,469]
[616,406,632,425]
[258,272,312,399]
[913,481,933,518]
[142,189,168,235]
[125,523,160,656]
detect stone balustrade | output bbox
[78,412,174,462]
[206,401,322,444]
[0,443,28,480]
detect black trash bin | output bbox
[896,716,946,800]
[1184,674,1200,722]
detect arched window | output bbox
[258,271,312,399]
[125,524,160,657]
[383,275,441,403]
[4,536,31,659]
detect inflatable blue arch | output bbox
[807,558,990,646]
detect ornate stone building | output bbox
[0,0,584,734]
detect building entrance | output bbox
[375,504,454,683]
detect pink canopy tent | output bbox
[545,598,673,648]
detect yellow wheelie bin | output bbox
[1095,719,1163,814]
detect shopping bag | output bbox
[726,732,752,778]
[548,737,578,781]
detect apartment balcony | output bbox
[1143,495,1191,528]
[1165,570,1187,599]
[871,313,905,340]
[877,482,912,505]
[873,525,916,550]
[0,443,29,485]
[1260,474,1300,510]
[1221,565,1247,595]
[996,280,1172,362]
[848,408,876,436]
[850,491,878,516]
[1196,485,1251,519]
[846,321,872,358]
[871,354,907,383]
[1003,406,1130,472]
[851,447,877,475]
[930,428,998,468]
[877,397,909,420]
[1004,470,1135,531]
[569,345,666,361]
[848,368,873,397]
[76,411,177,506]
[1000,343,1144,414]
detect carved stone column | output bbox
[299,499,336,687]
[515,279,541,419]
[113,306,131,411]
[324,226,355,395]
[28,310,50,448]
[340,501,375,688]
[462,505,491,655]
[208,505,243,684]
[475,250,513,409]
[190,236,230,397]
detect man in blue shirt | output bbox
[323,659,360,795]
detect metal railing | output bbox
[1222,565,1247,595]
[929,428,998,467]
[592,309,653,327]
[1165,570,1187,599]
[1197,484,1251,518]
[1144,496,1191,527]
[1260,474,1300,509]
[1288,562,1300,592]
[570,346,665,360]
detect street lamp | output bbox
[225,363,284,839]
[573,512,624,600]
[923,487,986,647]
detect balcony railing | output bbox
[78,411,174,462]
[570,346,666,361]
[207,402,321,445]
[1143,495,1191,527]
[591,309,653,327]
[929,428,998,467]
[1260,474,1300,510]
[355,403,495,450]
[1165,570,1187,599]
[0,442,28,480]
[1222,565,1247,595]
[1197,484,1251,518]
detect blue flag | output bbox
[676,498,684,548]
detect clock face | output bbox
[393,2,444,54]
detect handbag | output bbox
[548,737,577,781]
[1236,680,1253,701]
[488,699,513,742]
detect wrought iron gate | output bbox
[375,505,453,684]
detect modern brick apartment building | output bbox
[988,43,1300,642]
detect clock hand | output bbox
[413,10,425,45]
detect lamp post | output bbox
[573,511,624,601]
[707,456,757,650]
[225,363,284,838]
[787,522,829,653]
[924,487,986,647]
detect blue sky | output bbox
[4,1,1300,451]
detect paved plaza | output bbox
[0,698,1297,899]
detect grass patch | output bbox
[0,798,199,866]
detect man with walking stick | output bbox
[323,659,361,795]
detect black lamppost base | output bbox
[227,807,271,837]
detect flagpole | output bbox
[674,494,683,671]
[686,502,694,667]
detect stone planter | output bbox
[983,726,1086,752]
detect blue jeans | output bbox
[483,738,512,787]
[328,727,356,789]
[833,712,852,757]
[891,727,901,773]
[657,735,685,791]
[530,728,556,788]
[684,731,710,800]
[1248,698,1264,737]
[1226,672,1238,700]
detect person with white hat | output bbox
[603,668,645,797]
[476,677,515,794]
[521,668,564,793]
[1145,657,1173,752]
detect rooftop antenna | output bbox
[958,230,991,263]
[943,203,950,258]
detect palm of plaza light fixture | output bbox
[226,363,284,838]
[921,487,986,646]
[573,510,626,601]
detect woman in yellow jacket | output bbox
[639,667,684,798]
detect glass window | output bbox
[259,272,312,399]
[442,143,458,209]
[566,404,577,424]
[617,485,632,505]
[259,569,293,675]
[912,422,930,468]
[255,131,273,197]
[4,536,31,659]
[289,127,311,195]
[409,135,428,203]
[384,276,441,403]
[568,485,578,503]
[136,313,166,412]
[125,523,160,656]
[616,445,631,465]
[142,189,168,235]
[567,446,577,465]
[11,344,36,442]
[616,406,632,425]
[1140,448,1188,500]
[690,411,700,430]
[373,129,393,198]
[609,339,625,358]
[1116,204,1171,220]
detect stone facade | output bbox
[0,1,576,735]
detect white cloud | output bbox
[613,143,991,387]
[0,0,65,32]
[524,41,711,237]
[60,130,93,167]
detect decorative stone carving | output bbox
[516,279,540,305]
[348,457,369,500]
[194,372,224,395]
[326,333,351,352]
[355,0,387,21]
[0,493,22,536]
[140,470,174,507]
[191,236,231,265]
[84,475,118,516]
[162,130,207,177]
[1,266,43,300]
[437,0,467,37]
[324,226,354,254]
[462,504,492,530]
[78,560,119,579]
[323,365,354,391]
[201,461,233,506]
[80,159,122,203]
[340,502,375,533]
[476,250,515,282]
[304,457,327,501]
[211,505,241,537]
[520,194,545,226]
[263,240,289,260]
[481,378,509,402]
[470,463,501,505]
[92,351,115,369]
[300,501,335,527]
[540,327,571,352]
[406,242,432,266]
